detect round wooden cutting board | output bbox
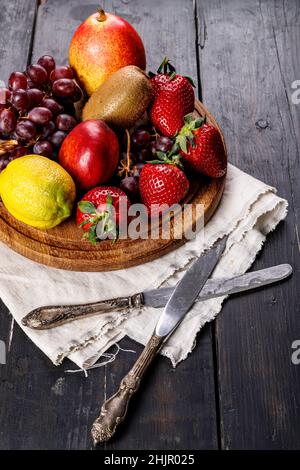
[0,100,226,271]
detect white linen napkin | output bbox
[0,164,288,368]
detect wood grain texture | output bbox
[0,0,37,83]
[0,100,226,271]
[196,0,300,450]
[0,0,38,443]
[0,0,219,450]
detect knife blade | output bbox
[155,235,228,336]
[144,263,292,307]
[21,263,292,330]
[91,236,227,445]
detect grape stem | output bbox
[0,139,18,156]
[118,129,132,178]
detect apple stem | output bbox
[97,8,107,22]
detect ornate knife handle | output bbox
[21,293,143,330]
[91,333,164,445]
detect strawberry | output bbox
[149,57,195,137]
[176,115,227,178]
[76,186,130,243]
[139,162,189,216]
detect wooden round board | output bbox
[0,100,226,271]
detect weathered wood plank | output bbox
[0,0,218,449]
[0,0,38,450]
[0,0,38,348]
[196,0,300,449]
[0,0,37,83]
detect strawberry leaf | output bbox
[194,117,205,128]
[188,135,196,148]
[177,135,188,153]
[184,76,196,87]
[79,219,93,227]
[148,160,165,164]
[106,195,113,205]
[184,114,194,124]
[157,56,169,74]
[148,71,156,78]
[157,57,176,76]
[87,225,98,245]
[156,151,167,160]
[78,201,97,214]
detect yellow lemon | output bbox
[0,155,76,229]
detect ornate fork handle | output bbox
[91,333,164,445]
[21,293,144,330]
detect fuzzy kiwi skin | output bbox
[82,66,153,128]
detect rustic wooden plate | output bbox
[0,100,226,271]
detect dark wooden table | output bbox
[0,0,299,450]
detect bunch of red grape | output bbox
[119,127,173,200]
[0,55,82,173]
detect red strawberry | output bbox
[76,186,130,243]
[139,163,189,216]
[176,115,227,178]
[149,57,195,137]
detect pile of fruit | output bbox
[0,8,227,243]
[0,56,82,169]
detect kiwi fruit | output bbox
[82,66,153,129]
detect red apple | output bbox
[69,8,146,96]
[58,119,119,191]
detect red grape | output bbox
[41,98,63,116]
[28,107,52,125]
[37,55,56,74]
[0,158,8,172]
[11,90,29,112]
[15,120,37,141]
[132,163,145,177]
[71,84,82,102]
[155,135,173,153]
[33,140,53,158]
[58,99,75,116]
[11,146,28,159]
[27,64,48,85]
[0,108,17,134]
[50,130,66,148]
[27,88,44,108]
[150,141,157,157]
[0,87,11,104]
[8,72,28,91]
[27,79,37,89]
[52,79,76,98]
[136,148,151,162]
[56,114,77,132]
[120,176,139,200]
[40,121,55,139]
[50,66,73,82]
[132,129,151,148]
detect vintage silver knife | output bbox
[91,236,227,444]
[21,263,292,330]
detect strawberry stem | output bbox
[157,57,176,76]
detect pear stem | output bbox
[97,8,107,22]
